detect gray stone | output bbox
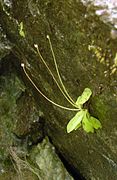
[81,0,117,30]
[29,137,74,180]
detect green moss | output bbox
[92,96,109,121]
[0,73,25,161]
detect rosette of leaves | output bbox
[19,32,102,134]
[67,88,102,133]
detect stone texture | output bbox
[81,0,117,30]
[0,137,73,180]
[0,0,117,179]
[0,26,12,61]
[0,61,44,174]
[29,137,74,180]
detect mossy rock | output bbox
[0,0,117,179]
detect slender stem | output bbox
[21,63,79,111]
[34,45,78,108]
[47,35,76,105]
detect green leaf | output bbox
[19,22,25,37]
[89,116,102,130]
[74,122,81,130]
[82,112,102,133]
[76,88,92,107]
[67,110,85,133]
[82,112,94,133]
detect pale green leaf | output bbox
[82,112,94,133]
[67,110,85,133]
[19,22,25,37]
[20,31,25,38]
[74,122,81,130]
[76,88,92,107]
[89,116,102,129]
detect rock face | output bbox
[0,137,73,180]
[81,0,117,29]
[0,26,12,61]
[29,137,74,180]
[0,61,41,168]
[0,0,117,179]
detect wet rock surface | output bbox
[0,0,117,179]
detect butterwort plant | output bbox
[19,25,102,133]
[67,88,102,133]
